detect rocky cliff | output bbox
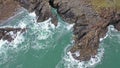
[15,0,58,25]
[0,0,120,61]
[51,0,120,61]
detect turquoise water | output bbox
[96,26,120,68]
[0,10,120,68]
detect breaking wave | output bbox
[1,9,118,68]
[56,25,120,68]
[56,42,104,68]
[0,9,74,67]
[0,11,57,65]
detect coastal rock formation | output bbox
[15,0,58,25]
[52,0,120,61]
[0,0,55,43]
[0,0,26,43]
[0,27,26,42]
[0,0,57,25]
[0,0,120,61]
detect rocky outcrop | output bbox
[0,27,26,42]
[0,0,58,25]
[0,0,26,43]
[52,0,120,61]
[1,0,120,61]
[0,0,27,43]
[15,0,58,25]
[0,0,56,43]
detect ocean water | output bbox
[96,25,120,68]
[0,10,120,68]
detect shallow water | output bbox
[96,26,120,68]
[0,10,120,68]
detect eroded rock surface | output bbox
[0,0,58,25]
[15,0,58,25]
[52,0,120,61]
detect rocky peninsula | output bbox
[0,0,120,61]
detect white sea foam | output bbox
[30,18,55,40]
[56,25,116,68]
[28,12,56,40]
[0,29,25,65]
[10,32,24,48]
[107,25,120,37]
[66,23,74,30]
[0,40,8,48]
[75,51,80,57]
[37,18,55,30]
[100,34,108,42]
[29,11,36,18]
[57,24,110,68]
[18,21,27,29]
[0,12,29,65]
[56,43,104,68]
[56,22,61,28]
[0,10,61,65]
[109,25,118,31]
[99,25,117,42]
[0,20,26,48]
[27,12,59,50]
[0,9,74,66]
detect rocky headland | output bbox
[0,0,120,61]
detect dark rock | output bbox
[114,21,120,31]
[15,0,58,25]
[0,0,27,42]
[0,27,26,42]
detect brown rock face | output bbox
[52,0,120,61]
[0,0,58,25]
[0,0,21,23]
[0,0,56,43]
[15,0,58,25]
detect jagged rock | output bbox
[0,27,26,42]
[0,0,58,25]
[52,0,120,61]
[15,0,58,26]
[114,22,120,31]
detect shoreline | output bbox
[0,0,120,61]
[0,8,27,26]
